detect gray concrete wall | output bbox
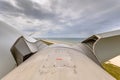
[0,21,21,78]
[94,35,120,62]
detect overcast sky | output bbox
[0,0,120,38]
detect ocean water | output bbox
[40,38,85,44]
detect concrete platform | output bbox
[2,44,115,80]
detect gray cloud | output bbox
[0,0,56,19]
[0,0,120,38]
[0,1,21,17]
[15,0,56,20]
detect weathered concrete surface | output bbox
[2,44,115,80]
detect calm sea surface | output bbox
[40,38,85,44]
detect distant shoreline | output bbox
[41,39,75,45]
[37,38,85,45]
